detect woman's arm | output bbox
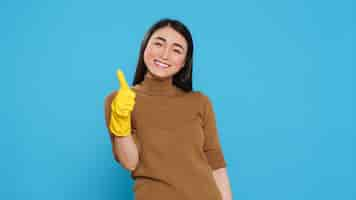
[200,93,232,198]
[213,167,233,200]
[111,134,139,171]
[105,92,139,171]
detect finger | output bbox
[118,102,135,111]
[117,92,135,101]
[117,109,130,116]
[116,69,130,90]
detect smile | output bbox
[154,59,170,68]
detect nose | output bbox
[161,47,169,60]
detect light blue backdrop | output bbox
[2,0,354,199]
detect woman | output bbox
[104,18,232,200]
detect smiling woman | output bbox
[143,26,188,80]
[104,18,232,200]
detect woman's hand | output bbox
[109,69,136,137]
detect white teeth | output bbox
[154,60,169,68]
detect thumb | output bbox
[116,69,130,90]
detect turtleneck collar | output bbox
[137,72,180,96]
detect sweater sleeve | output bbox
[201,93,227,170]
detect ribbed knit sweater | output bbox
[104,73,227,200]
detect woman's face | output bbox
[144,26,188,80]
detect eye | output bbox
[153,42,162,47]
[173,49,182,54]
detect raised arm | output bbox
[104,69,139,171]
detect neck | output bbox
[139,71,178,96]
[146,71,172,83]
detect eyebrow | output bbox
[153,36,185,51]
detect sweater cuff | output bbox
[204,149,227,170]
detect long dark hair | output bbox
[132,18,194,92]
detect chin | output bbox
[147,66,176,79]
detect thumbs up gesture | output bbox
[109,69,136,136]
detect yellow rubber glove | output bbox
[109,69,136,137]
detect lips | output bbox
[154,59,170,68]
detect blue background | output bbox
[2,0,354,199]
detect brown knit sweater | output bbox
[104,73,227,200]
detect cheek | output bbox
[144,47,155,64]
[144,47,151,59]
[147,46,161,57]
[172,55,186,68]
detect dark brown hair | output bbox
[132,18,194,92]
